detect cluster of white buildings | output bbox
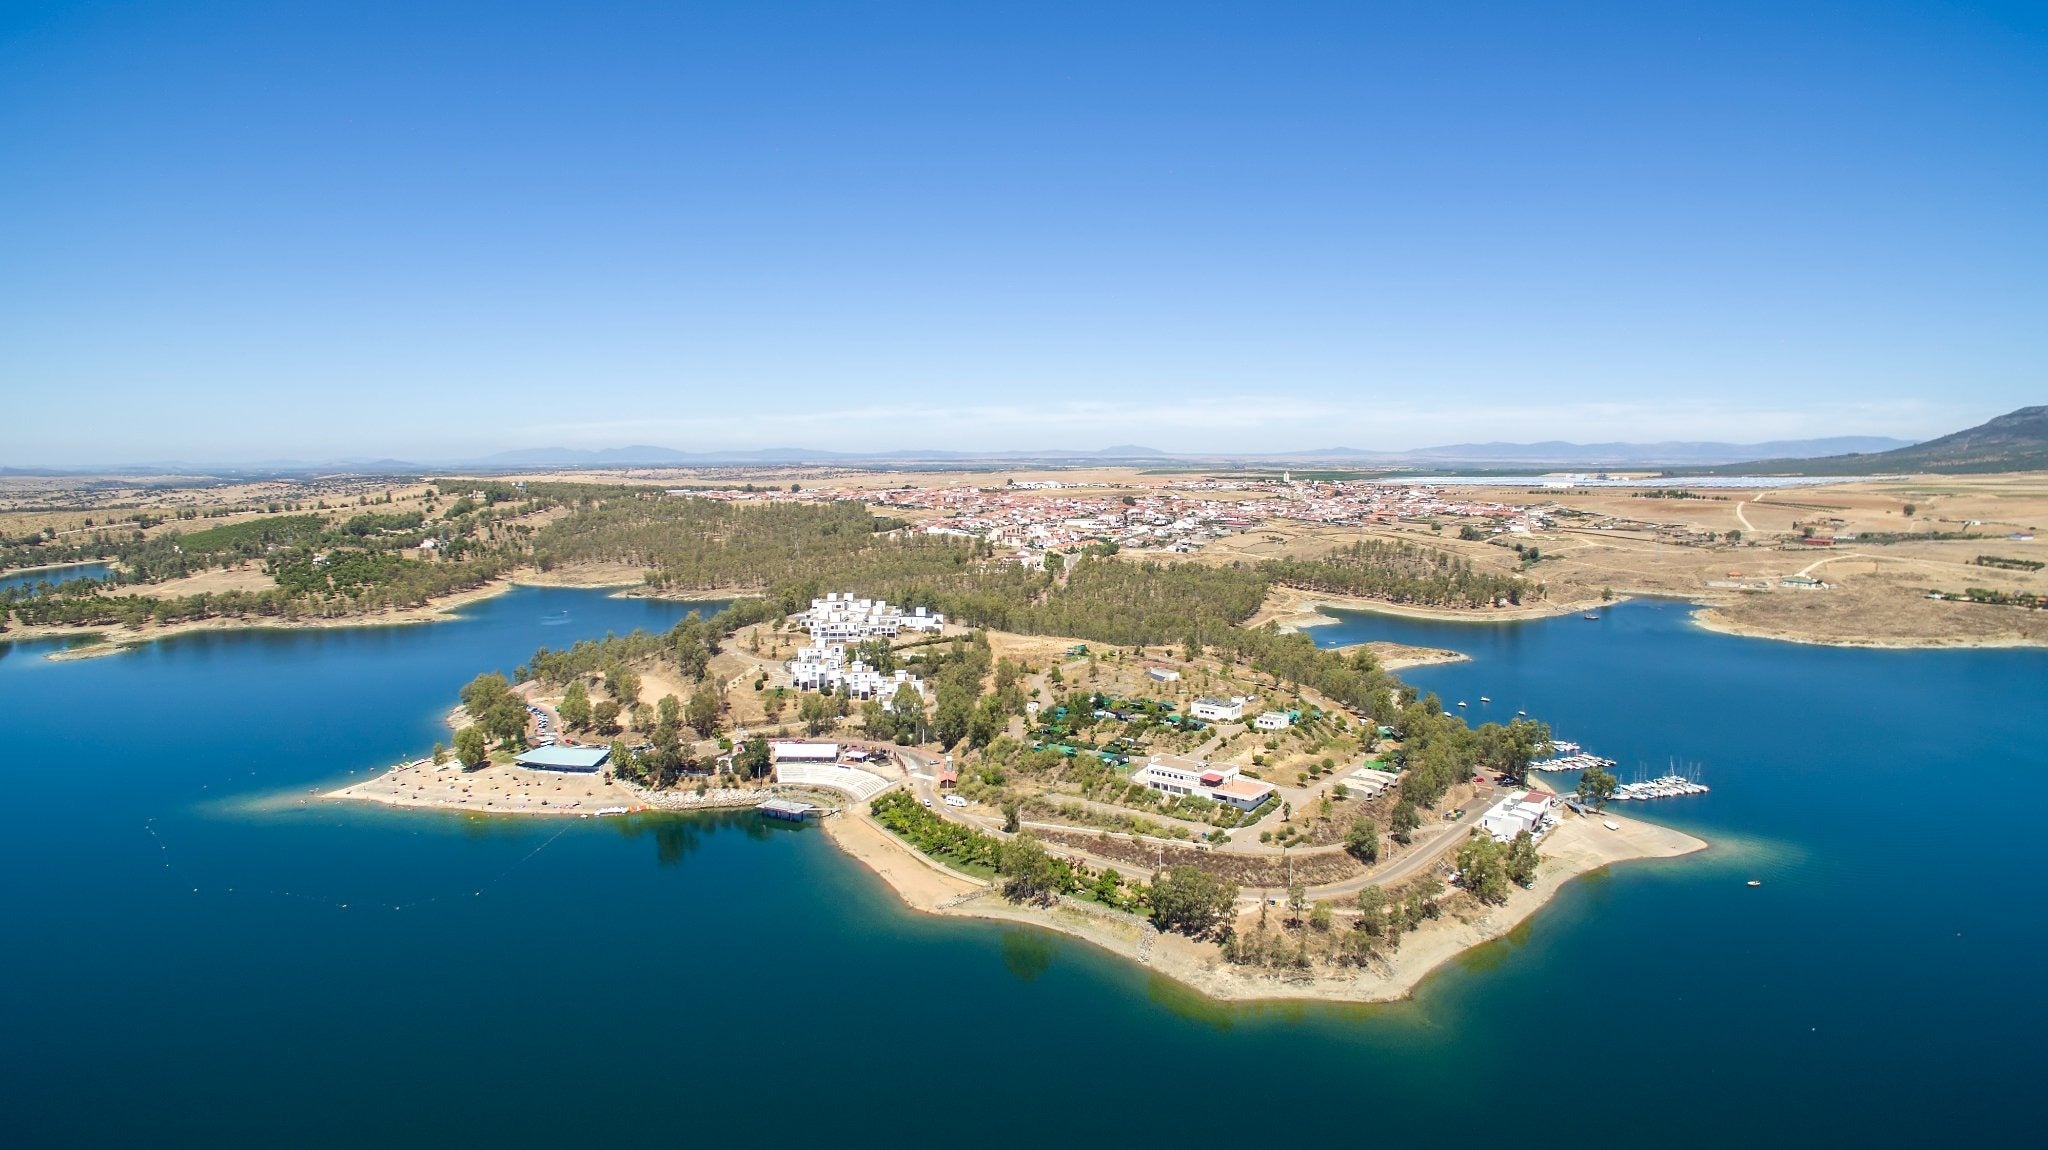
[868,477,1541,561]
[782,594,942,709]
[1135,755,1277,813]
[1480,790,1558,842]
[798,592,945,642]
[787,642,928,709]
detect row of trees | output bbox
[868,792,1237,932]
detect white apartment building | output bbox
[1190,697,1246,722]
[788,641,928,708]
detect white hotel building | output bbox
[799,593,945,642]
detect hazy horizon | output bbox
[4,2,2044,465]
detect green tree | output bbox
[558,680,591,730]
[736,735,773,779]
[1355,885,1388,937]
[968,695,1006,748]
[454,724,489,769]
[674,632,711,680]
[889,683,926,743]
[1344,816,1381,864]
[799,691,834,736]
[1309,900,1334,932]
[609,739,638,782]
[1455,834,1510,904]
[1390,800,1422,844]
[605,665,642,708]
[1576,765,1618,807]
[593,699,622,736]
[1287,881,1308,925]
[686,685,721,736]
[1150,866,1239,938]
[1505,830,1541,887]
[932,681,974,748]
[656,692,682,732]
[431,741,448,766]
[998,833,1061,905]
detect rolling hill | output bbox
[1696,406,2048,475]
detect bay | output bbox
[1,588,2040,1144]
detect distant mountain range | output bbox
[1691,405,2048,476]
[16,415,2048,475]
[1302,436,1916,468]
[450,435,1917,470]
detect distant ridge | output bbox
[1365,436,1915,468]
[19,429,2020,476]
[1694,406,2048,476]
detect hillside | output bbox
[1697,406,2048,475]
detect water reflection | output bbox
[1001,927,1057,982]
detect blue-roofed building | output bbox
[513,744,611,773]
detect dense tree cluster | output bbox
[1259,538,1534,607]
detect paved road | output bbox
[1306,784,1500,899]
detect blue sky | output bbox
[2,1,2043,463]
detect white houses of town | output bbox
[1253,710,1293,731]
[1135,755,1276,813]
[1190,697,1247,722]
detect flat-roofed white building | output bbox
[1480,790,1558,842]
[1210,777,1277,812]
[1190,697,1244,722]
[1253,710,1292,731]
[771,741,840,762]
[1135,756,1275,813]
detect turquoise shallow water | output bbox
[2,588,2043,1145]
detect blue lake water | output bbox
[2,588,2042,1144]
[0,561,113,594]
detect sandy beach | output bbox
[327,757,651,814]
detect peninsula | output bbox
[326,575,1706,1004]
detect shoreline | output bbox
[1688,604,2048,650]
[5,565,757,661]
[1255,583,2044,652]
[821,800,1706,1005]
[12,563,2032,656]
[1252,585,1601,634]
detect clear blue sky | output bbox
[3,1,2043,463]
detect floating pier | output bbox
[1611,775,1710,801]
[758,798,819,822]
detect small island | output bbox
[333,580,1705,1004]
